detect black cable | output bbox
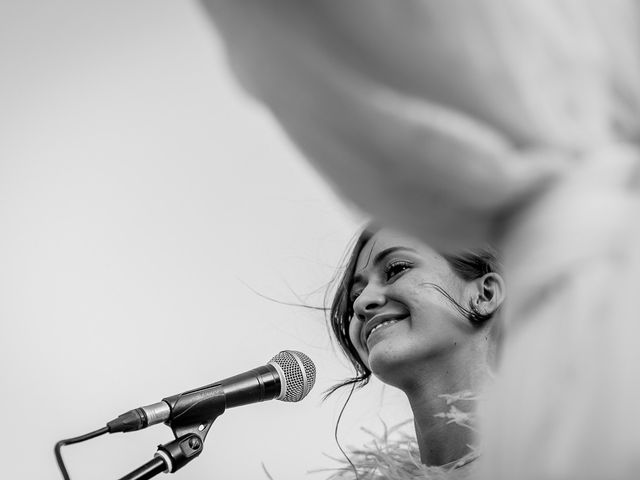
[334,381,359,480]
[54,426,109,480]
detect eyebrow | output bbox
[351,246,418,288]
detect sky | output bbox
[0,2,412,479]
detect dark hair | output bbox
[325,225,501,397]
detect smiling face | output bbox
[348,229,479,388]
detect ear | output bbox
[469,272,506,317]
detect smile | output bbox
[367,319,400,339]
[363,314,409,344]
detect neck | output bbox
[401,345,490,466]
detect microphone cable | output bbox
[54,426,109,480]
[334,381,359,480]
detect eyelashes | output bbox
[384,260,412,281]
[348,260,413,306]
[349,291,361,307]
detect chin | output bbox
[368,344,419,388]
[368,340,446,389]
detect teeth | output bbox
[368,319,399,339]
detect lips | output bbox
[362,313,409,346]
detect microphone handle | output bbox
[107,364,282,433]
[215,364,282,408]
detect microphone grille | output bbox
[268,350,316,402]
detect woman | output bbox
[326,225,504,478]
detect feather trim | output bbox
[315,392,480,480]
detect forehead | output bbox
[355,229,442,271]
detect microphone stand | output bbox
[119,457,166,480]
[119,386,227,479]
[118,434,204,480]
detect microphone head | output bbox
[268,350,316,402]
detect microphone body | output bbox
[208,364,282,408]
[107,351,315,434]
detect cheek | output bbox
[348,318,369,364]
[410,302,473,349]
[348,318,361,350]
[402,279,462,318]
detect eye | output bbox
[384,260,412,281]
[349,289,362,304]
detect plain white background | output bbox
[0,1,412,479]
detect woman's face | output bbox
[348,229,477,387]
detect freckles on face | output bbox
[345,231,418,368]
[344,229,472,378]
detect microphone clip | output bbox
[158,385,227,473]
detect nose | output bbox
[352,283,386,323]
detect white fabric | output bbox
[481,144,640,479]
[204,1,640,478]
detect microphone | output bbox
[106,350,316,434]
